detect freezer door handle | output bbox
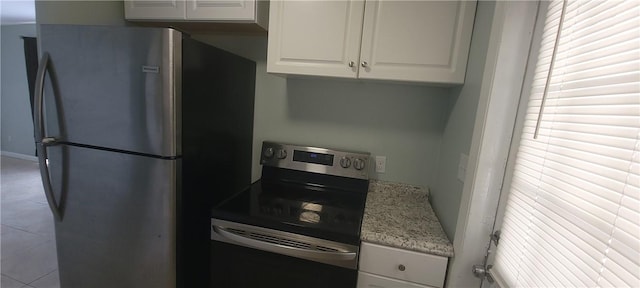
[34,52,63,221]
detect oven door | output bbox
[210,219,358,288]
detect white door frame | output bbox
[445,2,540,287]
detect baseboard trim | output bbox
[1,151,38,162]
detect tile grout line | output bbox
[1,273,30,286]
[1,156,59,288]
[25,269,58,287]
[0,224,50,239]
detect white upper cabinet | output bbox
[186,0,256,20]
[125,0,186,20]
[267,0,477,84]
[359,1,475,83]
[125,0,269,29]
[267,0,365,78]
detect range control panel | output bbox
[260,141,370,180]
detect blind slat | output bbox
[548,93,640,106]
[546,71,639,91]
[522,118,639,139]
[568,7,639,45]
[559,60,640,83]
[568,2,639,37]
[530,82,640,100]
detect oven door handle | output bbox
[212,225,357,262]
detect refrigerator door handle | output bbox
[34,52,63,221]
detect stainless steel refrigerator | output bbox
[34,25,256,288]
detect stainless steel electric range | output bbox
[210,141,370,288]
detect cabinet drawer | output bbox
[359,242,448,288]
[357,271,430,288]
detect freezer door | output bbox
[46,144,178,288]
[38,25,181,157]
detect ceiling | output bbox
[1,0,36,25]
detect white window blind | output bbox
[491,0,640,287]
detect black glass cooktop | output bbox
[211,179,368,245]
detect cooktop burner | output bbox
[257,190,361,227]
[212,142,370,246]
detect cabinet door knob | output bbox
[348,61,355,68]
[398,264,406,271]
[361,61,368,68]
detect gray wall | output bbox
[35,1,126,26]
[1,24,37,156]
[193,34,452,186]
[432,1,495,239]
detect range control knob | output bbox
[263,147,274,158]
[353,158,366,170]
[276,149,288,159]
[339,157,352,168]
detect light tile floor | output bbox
[1,156,60,288]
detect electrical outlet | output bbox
[375,156,386,173]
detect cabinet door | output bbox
[359,242,448,288]
[124,0,186,20]
[186,0,255,20]
[267,0,365,78]
[357,272,430,288]
[359,0,476,84]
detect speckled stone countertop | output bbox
[360,180,454,257]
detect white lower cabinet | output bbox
[358,242,448,288]
[358,272,430,288]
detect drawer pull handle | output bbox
[398,264,406,271]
